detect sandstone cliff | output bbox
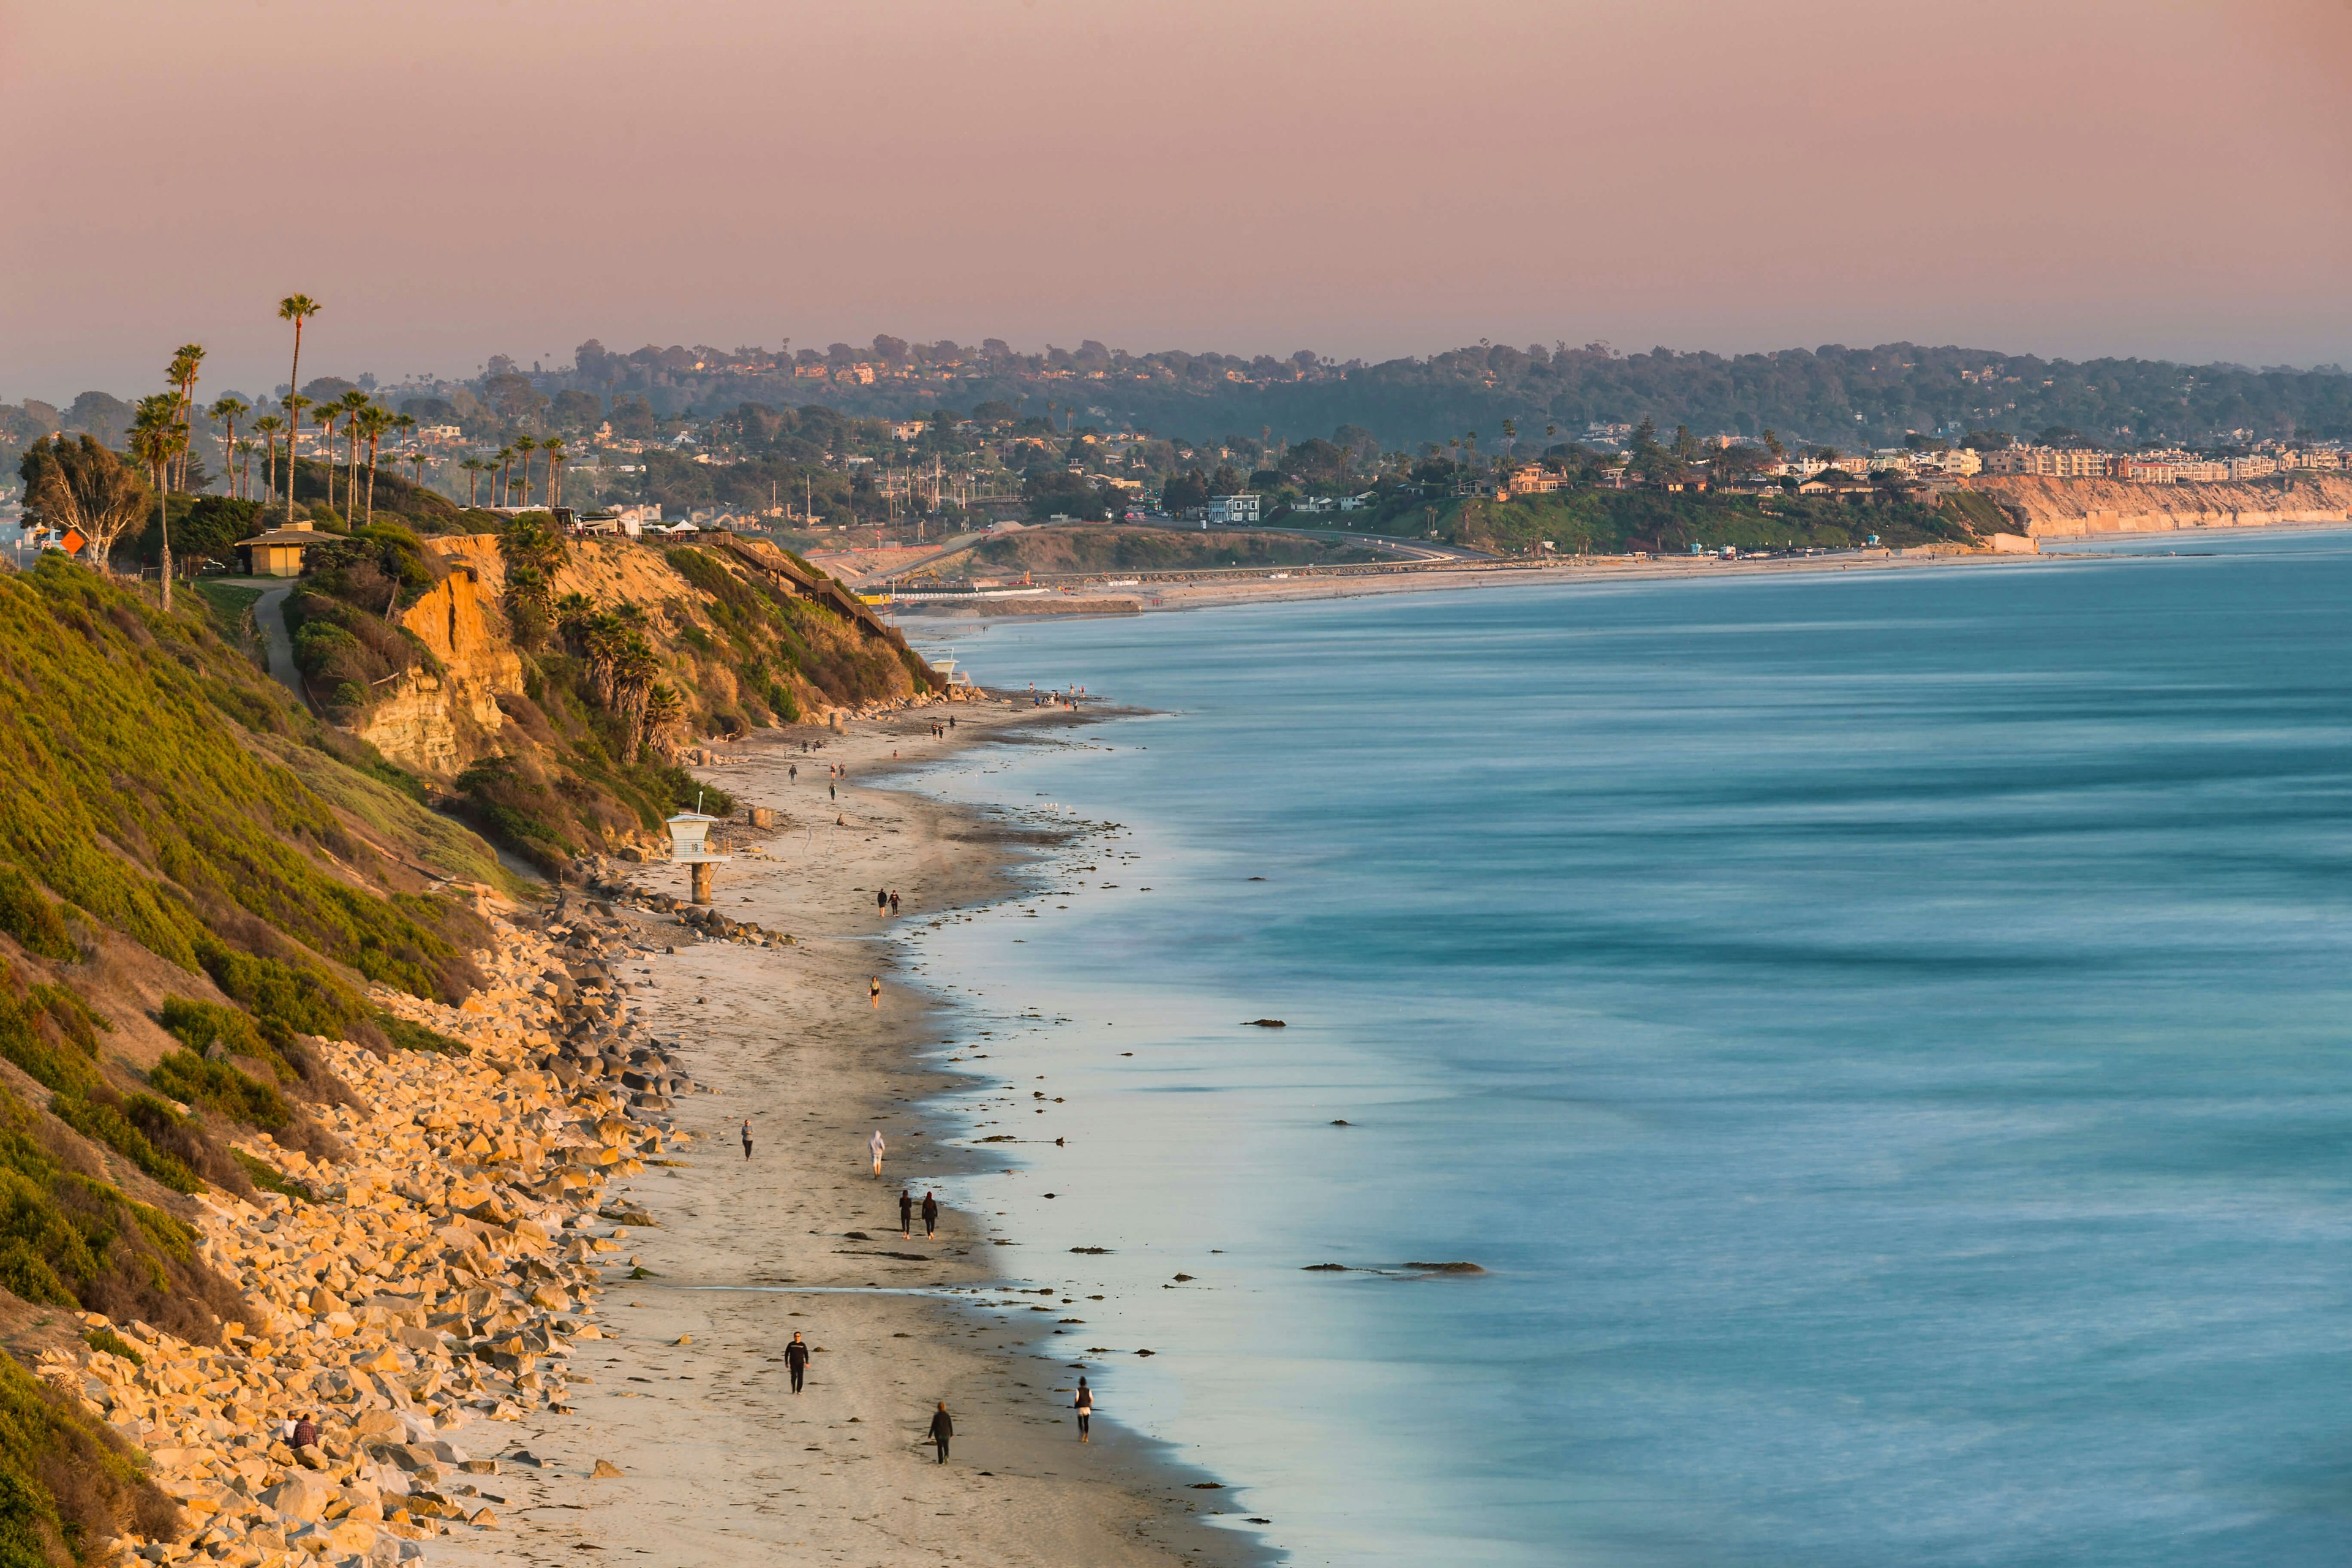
[1969,475,2352,539]
[352,564,523,777]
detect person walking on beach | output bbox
[877,888,889,913]
[785,1332,809,1393]
[921,1189,939,1240]
[899,1188,914,1239]
[889,890,900,917]
[870,1128,886,1177]
[1073,1377,1093,1441]
[870,975,882,1009]
[829,779,837,802]
[790,763,797,784]
[929,1402,954,1463]
[741,1118,753,1161]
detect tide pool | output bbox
[900,535,2352,1567]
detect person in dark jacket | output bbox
[899,1188,914,1240]
[291,1415,317,1450]
[785,1332,810,1393]
[929,1402,953,1463]
[1073,1377,1093,1441]
[741,1118,753,1161]
[921,1191,939,1240]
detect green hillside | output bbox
[0,555,506,1560]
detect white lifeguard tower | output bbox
[664,805,732,905]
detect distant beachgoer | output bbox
[889,891,901,917]
[921,1190,938,1240]
[829,781,837,801]
[929,1402,953,1463]
[870,976,882,1009]
[785,1332,810,1393]
[870,1128,886,1175]
[949,716,956,730]
[877,888,889,912]
[741,1118,753,1161]
[899,1188,914,1238]
[790,764,798,783]
[290,1414,316,1450]
[1073,1378,1093,1441]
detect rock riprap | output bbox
[36,901,695,1568]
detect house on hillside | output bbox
[1204,494,1260,525]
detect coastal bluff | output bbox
[1970,474,2352,540]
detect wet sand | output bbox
[434,699,1259,1568]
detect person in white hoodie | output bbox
[870,1128,886,1177]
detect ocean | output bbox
[900,530,2352,1568]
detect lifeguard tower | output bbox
[664,807,732,904]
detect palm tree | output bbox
[129,396,186,607]
[541,436,568,508]
[340,390,370,513]
[208,397,249,498]
[459,458,483,507]
[277,295,320,523]
[235,440,258,500]
[407,448,429,494]
[311,402,339,516]
[165,346,205,492]
[514,435,538,508]
[495,447,515,506]
[281,393,312,510]
[252,414,284,502]
[358,405,396,526]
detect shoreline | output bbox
[426,698,1270,1568]
[891,514,2352,624]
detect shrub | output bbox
[230,1150,314,1204]
[81,1329,140,1367]
[50,1096,200,1196]
[0,870,74,964]
[146,1052,289,1132]
[375,1013,468,1057]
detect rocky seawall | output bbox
[1970,475,2352,539]
[45,899,697,1568]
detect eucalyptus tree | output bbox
[21,435,150,575]
[276,295,320,522]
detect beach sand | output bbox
[433,701,1259,1568]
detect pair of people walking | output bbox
[898,1188,939,1240]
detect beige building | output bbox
[235,519,320,577]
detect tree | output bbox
[496,446,515,506]
[175,496,262,573]
[235,440,257,499]
[496,513,567,647]
[20,434,151,572]
[514,435,538,508]
[339,389,371,514]
[460,458,484,507]
[128,395,186,603]
[165,345,205,492]
[541,436,568,508]
[277,295,320,524]
[207,396,249,499]
[357,405,395,525]
[251,413,284,502]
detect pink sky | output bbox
[6,0,2350,400]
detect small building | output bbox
[235,519,320,578]
[1204,493,1260,525]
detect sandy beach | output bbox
[432,699,1260,1568]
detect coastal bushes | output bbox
[0,871,76,965]
[0,1350,176,1567]
[146,1052,290,1134]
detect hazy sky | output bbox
[7,0,2351,401]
